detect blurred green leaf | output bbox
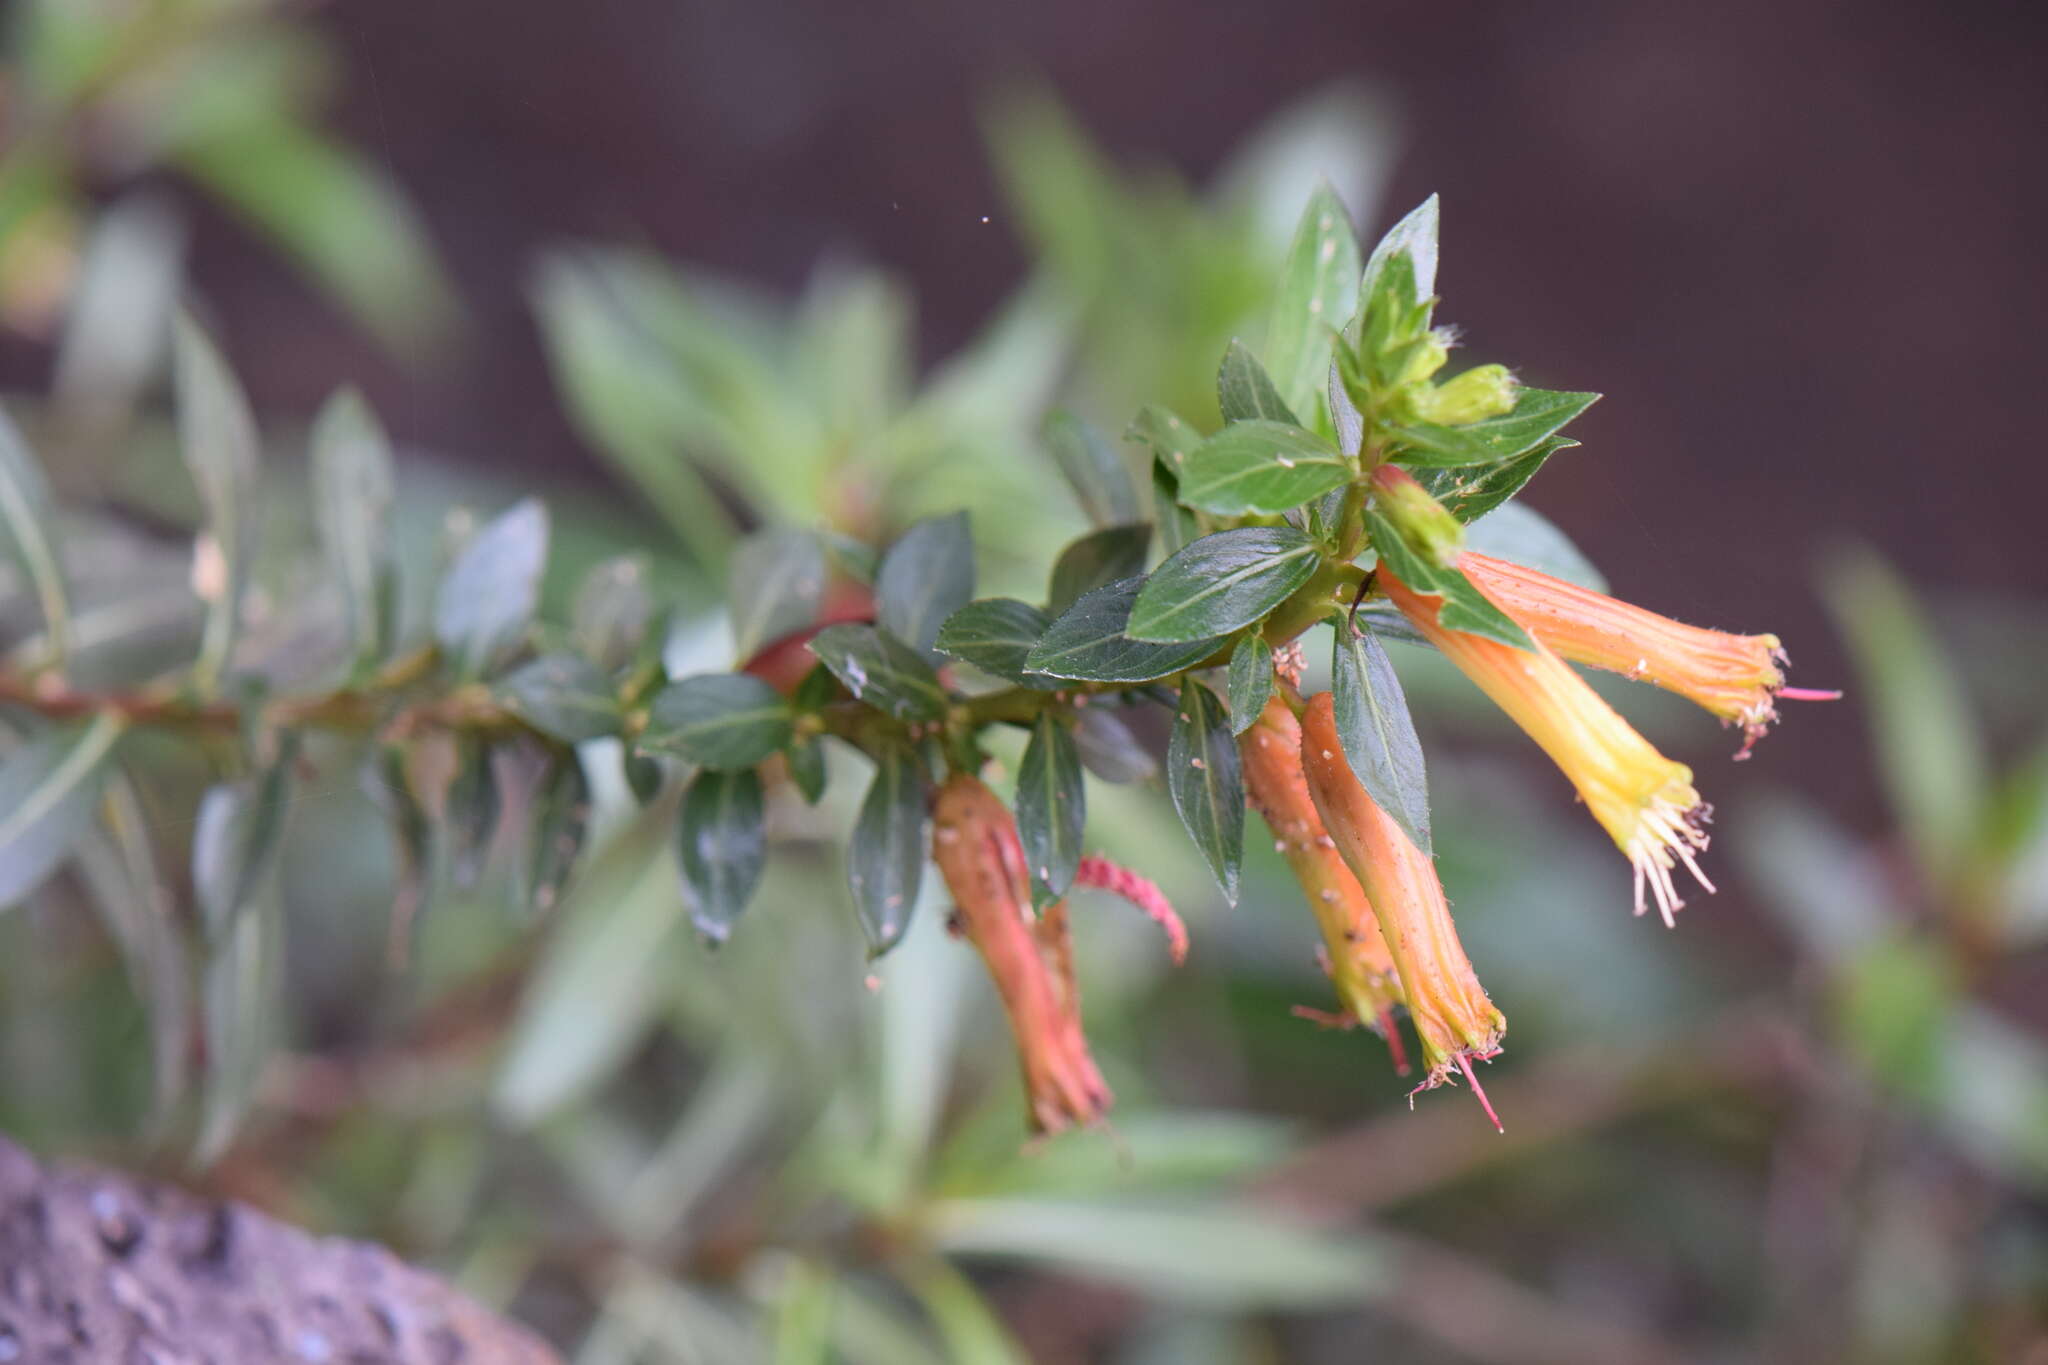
[52,195,185,430]
[642,673,789,770]
[0,713,126,910]
[1177,420,1351,517]
[1332,618,1431,855]
[877,511,974,656]
[574,556,656,672]
[1462,499,1607,592]
[848,745,928,957]
[308,388,396,669]
[905,1261,1029,1365]
[809,624,949,722]
[1357,194,1439,326]
[1027,578,1225,683]
[1262,182,1361,422]
[1168,677,1243,904]
[730,528,827,661]
[0,403,71,668]
[1017,713,1085,909]
[1044,411,1139,527]
[1073,707,1157,785]
[935,598,1053,686]
[1048,523,1152,614]
[678,769,767,945]
[1733,795,1902,965]
[192,760,291,941]
[198,895,282,1164]
[435,498,548,680]
[1129,526,1319,643]
[1836,934,1956,1105]
[498,653,621,745]
[173,312,261,694]
[525,757,592,917]
[1149,461,1203,557]
[1216,340,1299,426]
[1226,634,1274,735]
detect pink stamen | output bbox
[1455,1051,1504,1133]
[1075,855,1188,965]
[1377,1006,1412,1077]
[1777,687,1843,702]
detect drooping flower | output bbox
[931,773,1110,1134]
[1300,694,1505,1124]
[1381,570,1714,927]
[1239,695,1410,1074]
[1460,552,1836,755]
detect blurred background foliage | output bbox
[1,4,2045,1363]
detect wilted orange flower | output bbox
[931,774,1110,1134]
[1301,694,1505,1125]
[1239,695,1410,1074]
[1460,552,1836,755]
[1382,570,1714,927]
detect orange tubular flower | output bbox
[1239,695,1410,1075]
[1459,552,1835,755]
[1300,695,1505,1124]
[1381,570,1714,927]
[931,774,1110,1134]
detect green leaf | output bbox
[573,556,656,671]
[808,624,949,722]
[435,498,549,680]
[308,388,395,668]
[730,527,826,660]
[1168,678,1243,904]
[1150,459,1203,556]
[788,737,829,805]
[0,403,71,668]
[1227,634,1275,735]
[498,653,621,744]
[1263,182,1361,422]
[197,895,281,1164]
[1463,501,1607,592]
[849,745,928,956]
[1390,388,1601,468]
[1017,714,1085,909]
[1129,526,1321,643]
[525,758,592,916]
[906,1261,1031,1365]
[641,673,792,770]
[1073,708,1157,784]
[677,769,766,945]
[1043,410,1138,527]
[877,511,974,655]
[1048,523,1152,613]
[192,761,292,941]
[0,715,126,909]
[173,313,260,693]
[1026,578,1226,683]
[1423,434,1577,524]
[445,740,502,890]
[1366,510,1534,651]
[1332,619,1431,855]
[1216,340,1299,425]
[1176,420,1351,517]
[1359,194,1439,321]
[935,598,1052,685]
[1125,404,1202,476]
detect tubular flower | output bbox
[1459,552,1833,755]
[1381,570,1713,927]
[1301,695,1504,1124]
[931,774,1110,1134]
[1239,695,1410,1074]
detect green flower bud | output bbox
[1370,464,1464,568]
[1397,331,1451,388]
[1411,363,1519,426]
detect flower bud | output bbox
[1410,363,1519,426]
[931,774,1110,1134]
[1370,464,1465,569]
[1300,694,1505,1123]
[1398,329,1452,387]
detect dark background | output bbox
[148,0,2048,808]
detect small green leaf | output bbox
[198,895,281,1164]
[1150,459,1203,556]
[0,714,127,910]
[173,313,260,693]
[1263,181,1362,421]
[1026,578,1226,683]
[1129,526,1321,644]
[525,758,592,916]
[435,498,549,680]
[1391,388,1600,468]
[1072,707,1157,784]
[935,598,1053,685]
[677,769,766,945]
[1332,619,1431,855]
[1423,434,1577,524]
[1177,421,1351,517]
[1227,634,1275,735]
[877,511,974,655]
[787,737,828,805]
[1044,410,1138,526]
[730,527,826,660]
[1017,714,1085,909]
[849,745,928,956]
[808,624,949,721]
[192,761,292,941]
[641,673,792,770]
[1366,510,1534,651]
[1358,194,1439,323]
[498,653,621,744]
[0,403,71,668]
[1216,341,1299,425]
[308,388,395,667]
[573,556,656,671]
[1048,523,1151,612]
[1125,404,1202,475]
[1168,678,1243,904]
